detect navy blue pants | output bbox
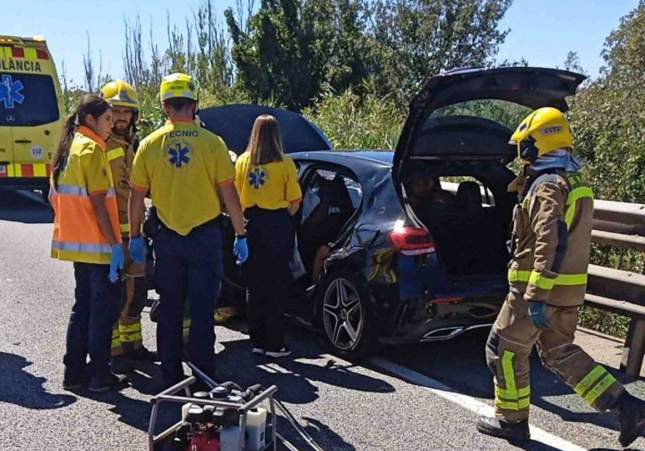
[64,263,121,378]
[244,208,295,352]
[154,221,223,386]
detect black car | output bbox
[200,67,585,357]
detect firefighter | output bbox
[50,95,126,392]
[100,80,157,370]
[477,107,645,447]
[128,73,248,388]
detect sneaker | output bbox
[265,347,292,358]
[89,373,129,393]
[252,347,265,355]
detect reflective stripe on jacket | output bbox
[508,170,593,307]
[106,133,137,235]
[50,128,121,264]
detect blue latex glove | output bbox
[109,244,125,283]
[528,301,549,329]
[233,236,249,266]
[129,236,146,264]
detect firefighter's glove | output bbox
[129,236,146,264]
[233,236,249,266]
[109,244,125,283]
[528,301,549,329]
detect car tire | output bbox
[317,270,378,359]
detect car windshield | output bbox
[0,72,59,126]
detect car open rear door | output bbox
[393,67,586,187]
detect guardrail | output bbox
[587,200,645,378]
[442,182,645,378]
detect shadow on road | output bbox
[0,190,53,224]
[0,352,76,410]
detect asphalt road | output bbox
[0,189,643,451]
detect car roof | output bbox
[291,150,394,167]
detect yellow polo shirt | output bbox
[234,152,302,210]
[131,120,234,235]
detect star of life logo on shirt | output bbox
[249,167,267,189]
[167,141,191,168]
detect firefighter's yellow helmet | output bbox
[159,73,198,103]
[100,80,139,110]
[509,107,573,162]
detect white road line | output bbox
[370,357,586,451]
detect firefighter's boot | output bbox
[614,392,645,448]
[127,346,159,362]
[476,417,530,442]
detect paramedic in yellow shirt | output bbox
[235,114,302,358]
[128,73,247,387]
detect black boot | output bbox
[476,416,530,442]
[614,392,645,448]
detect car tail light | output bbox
[389,221,435,256]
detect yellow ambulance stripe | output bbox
[0,47,10,59]
[33,164,47,177]
[7,164,22,177]
[24,47,37,60]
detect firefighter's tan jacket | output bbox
[507,170,593,307]
[106,133,136,236]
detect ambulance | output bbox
[0,35,64,198]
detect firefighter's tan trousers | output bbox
[111,250,147,357]
[485,290,625,422]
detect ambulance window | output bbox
[0,73,59,126]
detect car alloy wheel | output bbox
[322,278,364,351]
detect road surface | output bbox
[0,190,643,450]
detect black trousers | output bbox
[244,208,295,351]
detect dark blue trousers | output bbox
[154,221,223,386]
[64,263,121,378]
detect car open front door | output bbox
[393,67,586,188]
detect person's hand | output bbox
[233,236,248,265]
[528,301,549,329]
[109,244,125,283]
[129,236,146,264]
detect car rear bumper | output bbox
[379,295,502,345]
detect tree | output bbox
[368,0,512,103]
[569,1,645,204]
[225,0,372,110]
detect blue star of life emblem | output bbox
[249,167,267,189]
[168,143,191,168]
[0,75,25,109]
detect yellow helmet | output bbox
[160,73,198,103]
[509,107,573,162]
[100,80,139,110]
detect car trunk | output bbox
[393,67,585,282]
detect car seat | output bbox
[299,174,354,274]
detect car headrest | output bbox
[457,181,482,210]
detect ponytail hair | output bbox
[51,95,110,188]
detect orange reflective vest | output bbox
[50,126,121,265]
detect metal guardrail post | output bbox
[620,318,645,378]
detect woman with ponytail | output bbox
[50,95,126,392]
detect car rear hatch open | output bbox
[393,66,586,182]
[199,104,332,154]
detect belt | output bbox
[245,206,288,218]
